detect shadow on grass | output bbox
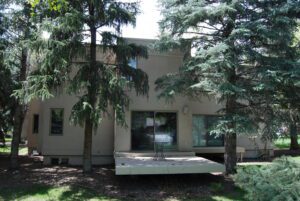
[0,184,246,201]
[0,185,120,201]
[202,189,246,201]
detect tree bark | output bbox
[83,118,93,172]
[82,2,97,173]
[224,96,237,175]
[0,129,5,147]
[10,48,27,170]
[290,123,299,150]
[10,105,25,169]
[224,132,237,174]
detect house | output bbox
[24,38,274,174]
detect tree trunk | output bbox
[82,2,97,173]
[10,105,25,169]
[290,123,299,150]
[83,118,93,172]
[224,132,237,174]
[224,96,237,175]
[9,48,27,170]
[0,129,5,147]
[224,55,237,175]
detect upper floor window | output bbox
[128,57,137,69]
[50,108,64,135]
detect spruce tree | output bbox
[25,0,149,172]
[156,0,300,174]
[0,2,11,146]
[0,1,35,168]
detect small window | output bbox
[128,57,137,69]
[51,158,59,165]
[33,114,39,134]
[50,108,64,135]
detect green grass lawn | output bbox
[0,185,119,201]
[201,190,245,201]
[0,185,245,201]
[0,146,27,155]
[4,137,12,142]
[290,156,300,163]
[274,136,300,149]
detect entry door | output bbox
[131,111,177,151]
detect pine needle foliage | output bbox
[23,0,149,172]
[234,157,300,201]
[155,0,300,174]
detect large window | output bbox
[131,111,177,151]
[50,109,64,135]
[33,114,39,134]
[192,115,224,147]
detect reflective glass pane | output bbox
[207,116,224,146]
[154,112,177,150]
[50,109,63,135]
[128,57,137,69]
[192,116,207,147]
[131,112,154,150]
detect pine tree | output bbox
[25,0,149,172]
[156,0,300,174]
[0,1,35,169]
[289,26,300,150]
[0,2,11,146]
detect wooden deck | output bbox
[115,152,225,175]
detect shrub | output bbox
[233,157,300,201]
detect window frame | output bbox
[49,108,64,136]
[192,114,224,147]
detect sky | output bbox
[122,0,161,39]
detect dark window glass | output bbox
[131,112,154,150]
[50,109,64,135]
[131,111,177,151]
[192,116,206,146]
[154,112,177,150]
[33,114,39,134]
[192,115,224,147]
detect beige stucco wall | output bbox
[25,99,41,152]
[114,46,223,152]
[25,38,274,164]
[38,93,114,161]
[115,38,273,158]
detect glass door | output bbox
[131,112,155,150]
[154,112,177,150]
[131,111,177,151]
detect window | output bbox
[33,114,39,134]
[50,108,64,135]
[128,57,137,69]
[131,111,177,151]
[192,115,224,147]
